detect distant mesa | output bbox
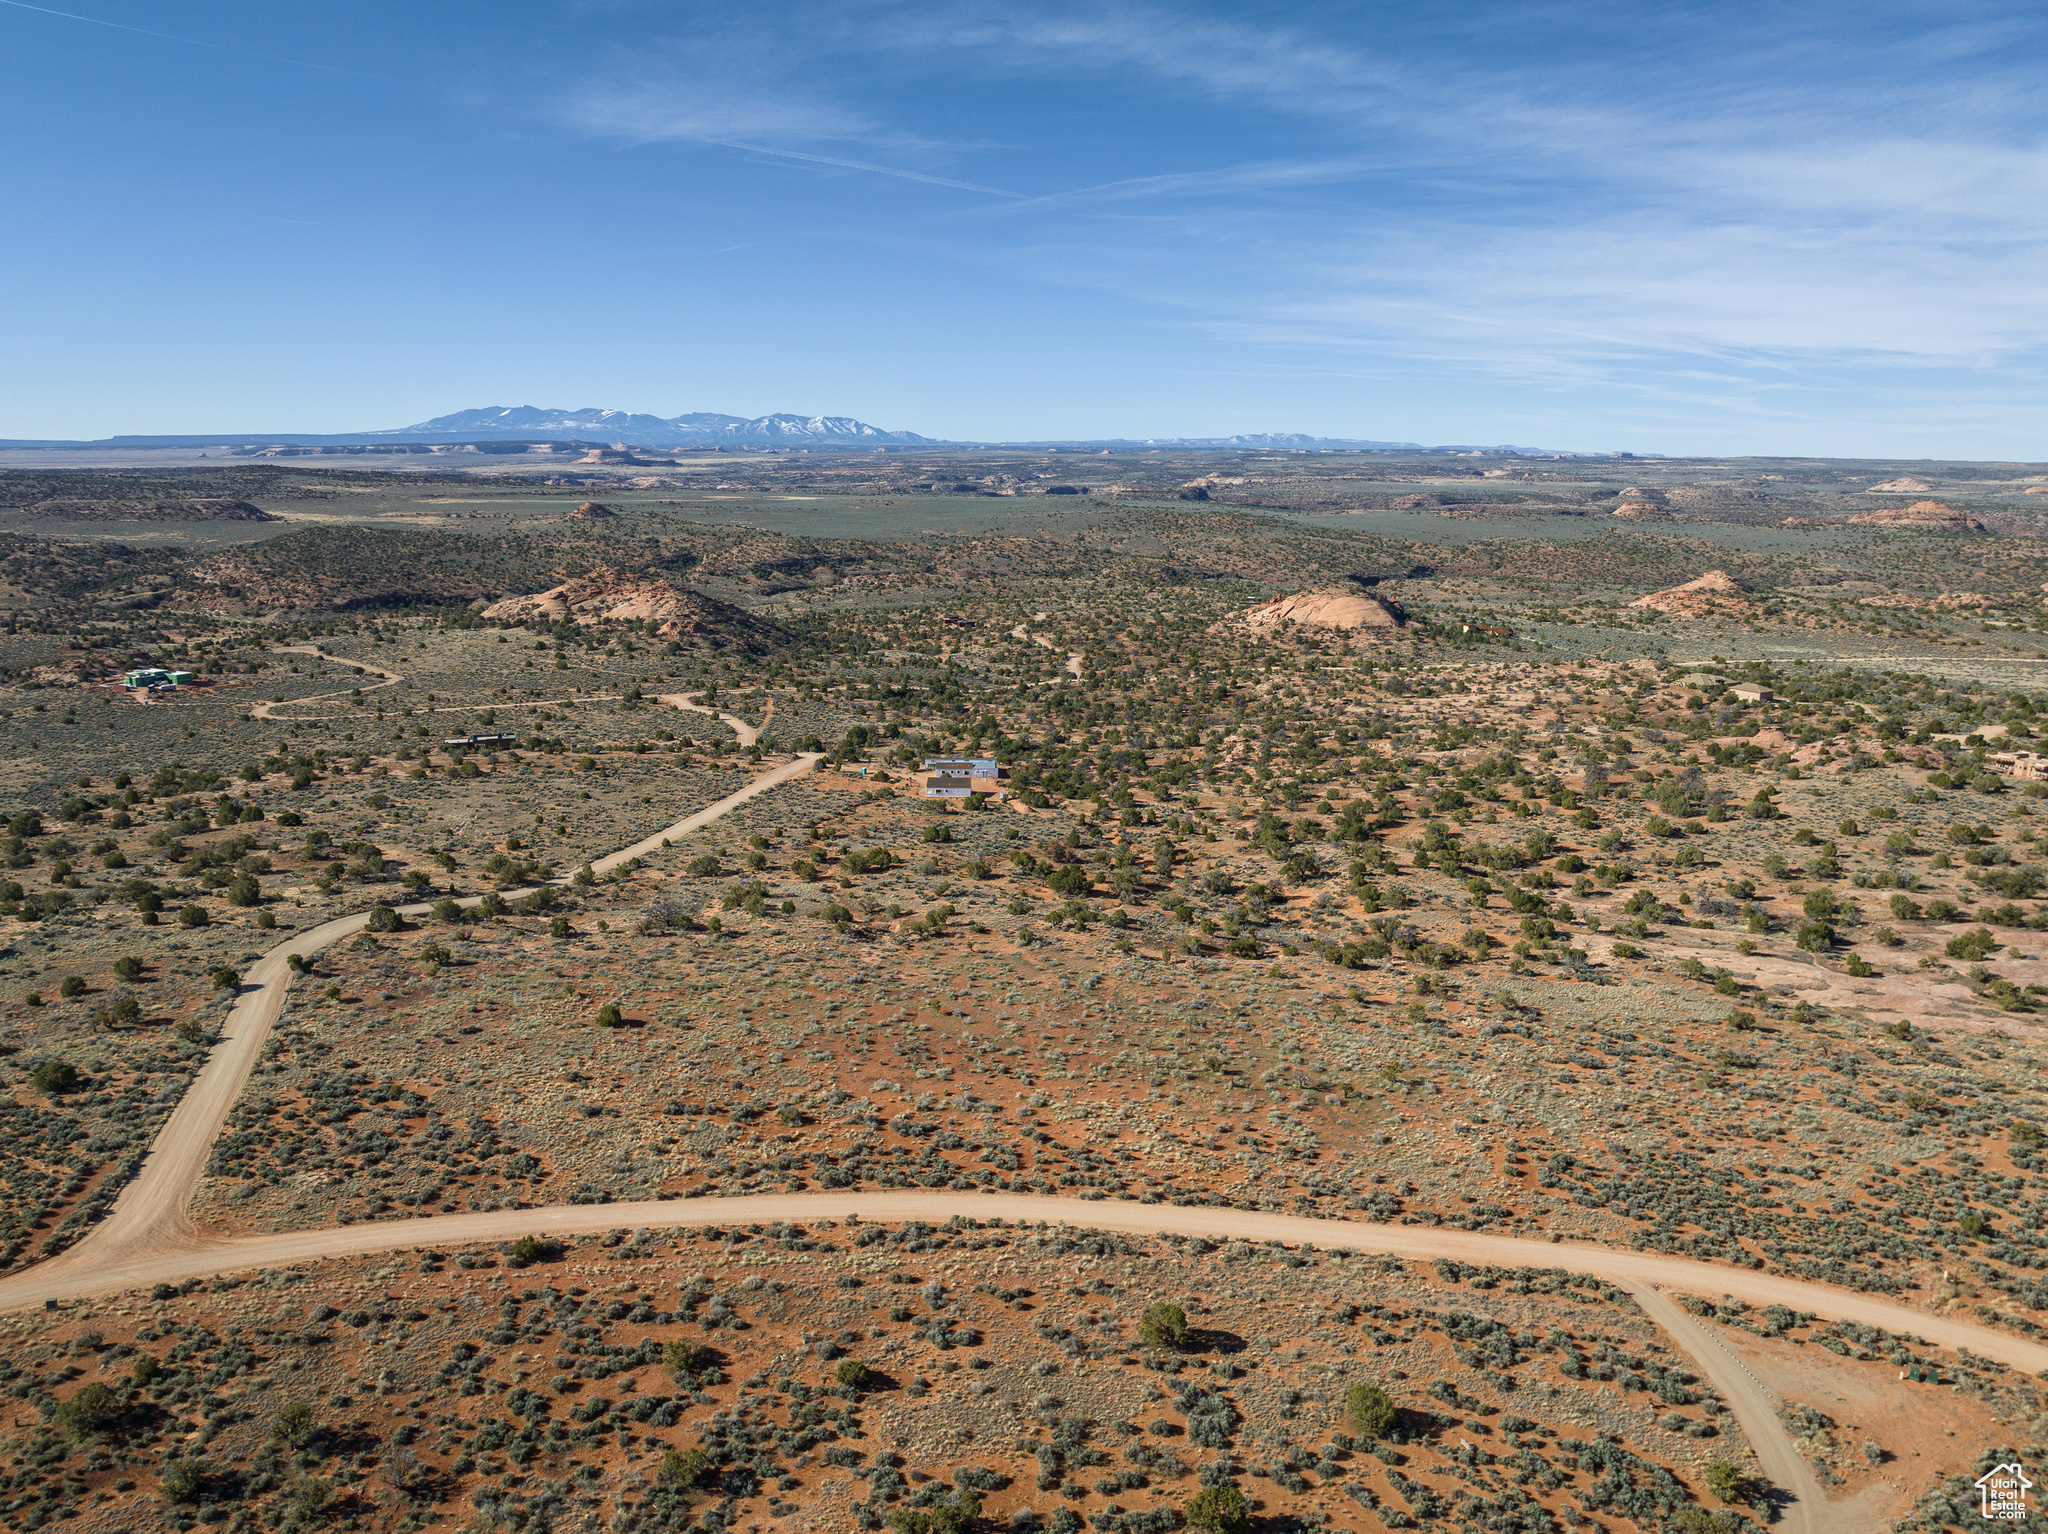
[1628,569,1748,616]
[22,497,279,523]
[2025,486,2048,496]
[577,448,661,466]
[1868,477,1936,492]
[571,501,614,518]
[1611,501,1662,519]
[1233,588,1408,639]
[1846,500,1987,533]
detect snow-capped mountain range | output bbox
[381,406,935,448]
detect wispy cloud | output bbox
[556,68,871,149]
[541,0,2048,407]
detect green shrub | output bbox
[1346,1381,1397,1438]
[1702,1462,1750,1504]
[1138,1302,1191,1350]
[291,1477,333,1519]
[659,1447,709,1487]
[1947,927,1998,961]
[58,974,85,999]
[53,1381,121,1440]
[31,1059,80,1095]
[178,903,208,928]
[889,1495,980,1534]
[1046,865,1091,897]
[366,904,402,933]
[271,1401,316,1446]
[158,1458,207,1504]
[1183,1482,1251,1534]
[664,1340,716,1383]
[1794,920,1833,952]
[595,1002,624,1028]
[835,1358,873,1392]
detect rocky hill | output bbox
[1230,587,1408,638]
[482,567,779,648]
[1627,568,1749,615]
[22,497,279,522]
[1847,500,1988,533]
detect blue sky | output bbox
[3,0,2044,456]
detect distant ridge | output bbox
[384,406,936,448]
[0,405,1605,456]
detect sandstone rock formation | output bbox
[1233,588,1407,639]
[1628,569,1748,616]
[482,568,749,639]
[1869,477,1936,492]
[1846,500,1986,533]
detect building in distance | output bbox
[123,667,194,690]
[1989,750,2048,782]
[920,757,1007,800]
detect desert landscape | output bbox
[0,447,2036,1531]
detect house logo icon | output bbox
[1978,1462,2033,1520]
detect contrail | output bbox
[0,0,380,78]
[702,137,1023,198]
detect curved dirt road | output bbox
[23,751,819,1279]
[249,644,405,719]
[1623,1282,1883,1534]
[0,1190,2015,1532]
[661,691,768,748]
